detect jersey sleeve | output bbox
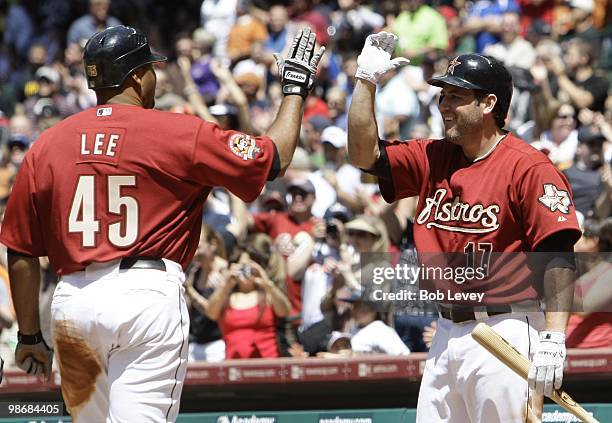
[516,161,582,249]
[189,122,276,202]
[378,139,431,202]
[0,155,46,256]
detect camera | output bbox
[239,265,252,278]
[326,221,339,237]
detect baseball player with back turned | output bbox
[348,32,581,422]
[0,25,323,422]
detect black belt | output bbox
[119,257,166,271]
[437,304,512,324]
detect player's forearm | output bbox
[348,80,380,169]
[264,95,304,175]
[7,253,41,334]
[543,267,574,333]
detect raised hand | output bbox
[355,32,410,85]
[273,27,325,99]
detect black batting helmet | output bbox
[83,25,167,90]
[428,54,513,128]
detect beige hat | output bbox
[345,215,381,237]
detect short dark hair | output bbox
[474,90,507,128]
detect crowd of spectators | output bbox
[0,0,610,367]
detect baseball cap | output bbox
[35,66,61,84]
[261,190,285,210]
[233,59,265,87]
[33,97,60,119]
[307,115,332,133]
[287,178,316,194]
[578,125,606,144]
[7,134,30,150]
[345,215,381,237]
[321,126,347,149]
[324,203,352,223]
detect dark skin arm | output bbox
[534,230,578,333]
[264,96,305,176]
[7,251,41,335]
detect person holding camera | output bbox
[206,233,291,359]
[298,204,354,355]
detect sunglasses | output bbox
[287,188,311,197]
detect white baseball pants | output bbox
[51,259,189,423]
[416,312,545,423]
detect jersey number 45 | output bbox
[68,175,138,248]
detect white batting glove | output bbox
[528,331,566,397]
[355,32,410,85]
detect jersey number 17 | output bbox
[68,175,139,248]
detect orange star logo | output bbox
[448,57,461,75]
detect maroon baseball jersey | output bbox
[0,104,275,274]
[379,133,581,303]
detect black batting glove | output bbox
[15,331,53,382]
[273,27,325,99]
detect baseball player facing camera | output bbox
[348,32,581,422]
[1,25,323,422]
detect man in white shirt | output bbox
[349,298,411,355]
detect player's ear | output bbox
[482,93,497,115]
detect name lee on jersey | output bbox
[80,132,121,157]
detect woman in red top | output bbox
[207,233,291,358]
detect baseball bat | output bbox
[471,322,598,423]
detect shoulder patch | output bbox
[228,133,261,160]
[538,183,571,214]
